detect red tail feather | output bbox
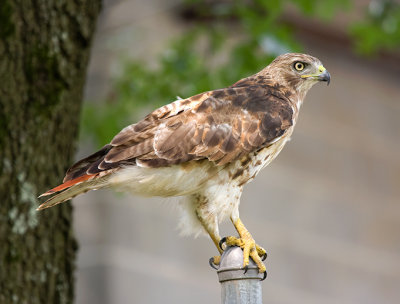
[39,174,95,197]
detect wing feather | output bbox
[61,83,294,182]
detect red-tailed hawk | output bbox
[38,53,330,276]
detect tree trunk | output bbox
[0,1,101,303]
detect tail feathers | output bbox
[37,177,109,211]
[39,174,95,198]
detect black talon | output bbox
[261,252,267,261]
[209,257,218,270]
[261,271,267,281]
[243,265,248,274]
[219,237,227,251]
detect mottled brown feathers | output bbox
[63,145,112,182]
[63,79,295,183]
[45,53,327,195]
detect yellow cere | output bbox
[301,65,326,79]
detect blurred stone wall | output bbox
[74,1,400,303]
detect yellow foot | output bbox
[219,236,267,273]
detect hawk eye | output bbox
[294,62,305,71]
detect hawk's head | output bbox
[261,53,330,96]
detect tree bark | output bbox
[0,1,101,303]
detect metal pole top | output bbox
[217,246,265,282]
[213,246,264,304]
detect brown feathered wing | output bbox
[38,83,293,210]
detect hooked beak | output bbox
[318,70,331,85]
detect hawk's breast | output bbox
[226,127,294,187]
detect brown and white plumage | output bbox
[38,53,330,273]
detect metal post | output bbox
[212,246,264,304]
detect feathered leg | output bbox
[195,209,222,254]
[193,194,223,267]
